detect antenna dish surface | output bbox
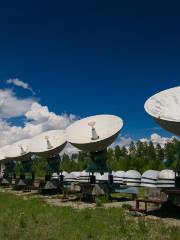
[0,149,6,161]
[6,139,31,161]
[67,115,123,152]
[0,145,11,162]
[29,130,66,157]
[145,86,180,135]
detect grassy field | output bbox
[0,192,180,240]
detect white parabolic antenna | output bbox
[145,86,180,135]
[5,139,31,161]
[0,148,6,161]
[67,114,123,152]
[0,145,11,162]
[29,130,67,157]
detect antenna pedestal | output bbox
[175,145,180,188]
[46,154,60,174]
[39,154,61,194]
[1,161,16,186]
[15,159,34,190]
[21,159,33,174]
[86,149,111,174]
[3,161,16,178]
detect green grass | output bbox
[0,192,179,240]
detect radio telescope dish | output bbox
[0,145,11,162]
[5,139,31,161]
[0,148,7,175]
[145,86,180,135]
[29,130,67,157]
[0,149,6,161]
[67,114,123,152]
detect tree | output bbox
[129,142,136,156]
[156,144,164,169]
[27,139,180,175]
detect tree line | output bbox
[32,138,180,175]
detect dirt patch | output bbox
[46,198,96,209]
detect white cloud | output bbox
[112,133,176,150]
[0,103,77,147]
[25,102,76,133]
[140,133,175,147]
[0,89,77,151]
[6,78,35,94]
[0,89,35,118]
[111,136,133,148]
[118,136,133,147]
[25,102,76,130]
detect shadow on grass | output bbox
[148,203,180,220]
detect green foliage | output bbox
[121,203,132,210]
[61,152,90,172]
[32,156,47,177]
[106,140,180,173]
[95,195,109,207]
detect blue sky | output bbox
[0,0,180,140]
